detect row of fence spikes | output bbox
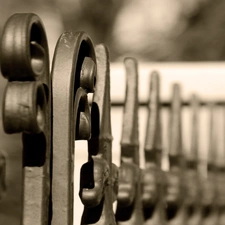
[117,57,225,225]
[0,12,225,225]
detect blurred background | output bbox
[1,0,225,224]
[1,0,225,61]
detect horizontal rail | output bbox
[111,101,225,107]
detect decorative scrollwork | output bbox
[51,31,96,225]
[79,44,118,225]
[0,13,51,225]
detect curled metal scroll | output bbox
[115,58,144,225]
[0,13,51,225]
[51,31,96,225]
[142,71,166,225]
[79,44,118,225]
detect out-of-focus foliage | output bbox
[110,0,225,61]
[57,0,225,61]
[1,0,225,61]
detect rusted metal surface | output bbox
[166,84,188,225]
[51,31,96,225]
[142,71,166,225]
[0,13,52,225]
[79,44,117,225]
[115,58,144,225]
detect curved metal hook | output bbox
[0,13,51,225]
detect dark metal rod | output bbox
[110,100,225,107]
